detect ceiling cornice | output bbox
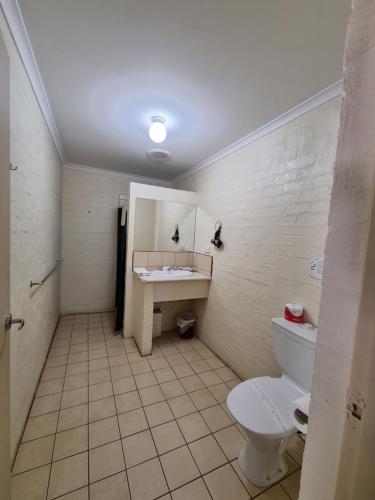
[172,80,343,184]
[0,0,65,162]
[64,162,172,187]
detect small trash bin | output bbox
[177,312,197,339]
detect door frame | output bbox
[0,29,11,500]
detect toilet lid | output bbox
[227,376,304,437]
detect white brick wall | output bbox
[61,166,169,314]
[0,12,63,458]
[174,98,341,380]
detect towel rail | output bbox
[30,258,63,288]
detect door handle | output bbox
[4,313,25,331]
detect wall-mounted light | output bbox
[171,225,179,243]
[149,116,167,144]
[211,222,223,249]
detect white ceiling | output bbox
[18,0,350,180]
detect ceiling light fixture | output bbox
[149,116,167,143]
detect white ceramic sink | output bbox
[151,269,192,277]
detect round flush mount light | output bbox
[149,116,167,143]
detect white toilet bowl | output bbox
[227,318,317,487]
[227,375,304,487]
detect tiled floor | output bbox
[12,312,304,500]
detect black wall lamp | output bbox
[211,222,223,249]
[171,225,179,243]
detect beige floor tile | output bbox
[107,346,126,357]
[57,487,88,499]
[110,364,132,380]
[200,404,233,432]
[88,348,107,360]
[197,347,214,359]
[182,351,202,362]
[127,457,168,500]
[287,435,305,466]
[66,362,88,376]
[115,390,142,414]
[215,367,237,382]
[226,377,242,389]
[48,451,88,499]
[130,360,152,375]
[89,358,109,372]
[89,440,125,483]
[198,370,222,387]
[64,373,89,391]
[139,385,165,406]
[149,357,170,370]
[45,355,68,368]
[90,471,130,500]
[58,404,88,432]
[112,375,136,395]
[36,378,64,397]
[61,387,88,409]
[127,351,143,362]
[118,407,149,437]
[22,412,58,442]
[168,394,196,419]
[160,379,185,399]
[134,371,158,388]
[214,425,246,461]
[41,365,66,381]
[203,463,248,500]
[177,412,210,443]
[122,429,157,468]
[151,420,185,454]
[180,375,205,393]
[172,363,195,378]
[189,434,227,474]
[256,484,291,500]
[88,381,113,402]
[205,356,225,370]
[231,458,265,497]
[165,354,185,367]
[171,477,211,500]
[154,367,176,384]
[68,352,88,365]
[189,388,217,410]
[89,416,120,448]
[144,401,174,427]
[161,345,179,356]
[12,464,50,500]
[88,368,111,385]
[108,354,128,367]
[281,470,301,500]
[89,396,116,422]
[190,359,211,374]
[53,425,88,461]
[30,393,62,417]
[160,445,200,490]
[69,343,88,354]
[207,383,230,403]
[13,435,54,474]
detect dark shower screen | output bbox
[115,207,127,331]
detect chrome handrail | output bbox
[30,258,63,288]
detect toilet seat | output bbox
[227,376,305,439]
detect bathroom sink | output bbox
[151,269,192,277]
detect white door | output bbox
[0,32,11,500]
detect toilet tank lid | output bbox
[272,317,317,344]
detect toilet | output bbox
[227,317,317,487]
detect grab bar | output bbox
[30,258,63,288]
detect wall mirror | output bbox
[134,198,197,252]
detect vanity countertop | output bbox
[133,270,211,284]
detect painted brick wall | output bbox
[0,13,63,458]
[174,98,341,380]
[61,165,169,314]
